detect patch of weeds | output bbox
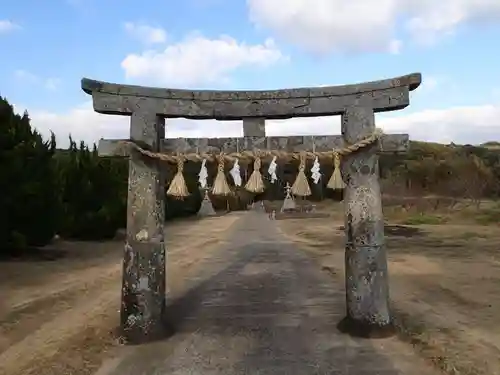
[403,214,447,225]
[385,225,423,237]
[475,207,500,225]
[393,309,427,340]
[309,242,330,248]
[302,233,331,243]
[459,232,487,240]
[321,265,336,275]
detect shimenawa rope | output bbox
[121,128,384,197]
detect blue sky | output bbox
[1,0,500,147]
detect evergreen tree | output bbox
[57,137,128,239]
[0,98,60,253]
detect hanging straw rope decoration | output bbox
[114,128,384,194]
[211,153,232,196]
[291,151,311,197]
[326,128,384,191]
[166,154,190,199]
[245,153,265,193]
[327,151,346,190]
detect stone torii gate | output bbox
[82,72,421,343]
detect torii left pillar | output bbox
[121,108,167,343]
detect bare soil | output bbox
[0,214,241,375]
[3,200,499,375]
[276,201,500,375]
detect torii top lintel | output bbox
[81,72,421,121]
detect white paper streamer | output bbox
[198,158,208,188]
[311,156,321,184]
[268,156,278,183]
[229,158,242,186]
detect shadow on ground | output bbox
[113,215,412,375]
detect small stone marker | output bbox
[197,189,216,217]
[281,182,296,212]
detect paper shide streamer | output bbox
[230,158,242,186]
[311,156,321,184]
[198,158,208,189]
[268,156,278,183]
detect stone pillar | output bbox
[339,106,393,337]
[121,109,167,343]
[243,118,266,137]
[243,118,266,203]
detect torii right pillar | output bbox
[338,103,415,337]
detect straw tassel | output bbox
[327,151,346,190]
[167,155,189,199]
[245,156,265,193]
[211,153,231,196]
[291,152,311,197]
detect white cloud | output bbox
[246,0,500,53]
[15,102,245,148]
[380,105,500,144]
[247,0,399,54]
[14,70,61,91]
[388,39,402,55]
[0,20,20,33]
[416,75,444,94]
[14,70,38,82]
[404,0,500,45]
[265,105,500,146]
[124,22,167,45]
[421,76,438,91]
[44,78,61,91]
[121,34,287,86]
[18,101,500,149]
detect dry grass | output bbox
[2,198,499,375]
[276,200,500,375]
[0,214,241,375]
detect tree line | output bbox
[0,96,202,255]
[1,95,499,254]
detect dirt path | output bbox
[0,214,241,375]
[95,212,440,375]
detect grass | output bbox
[383,199,500,227]
[403,214,448,225]
[474,207,500,225]
[459,231,488,240]
[276,199,500,375]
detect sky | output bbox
[1,0,500,147]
